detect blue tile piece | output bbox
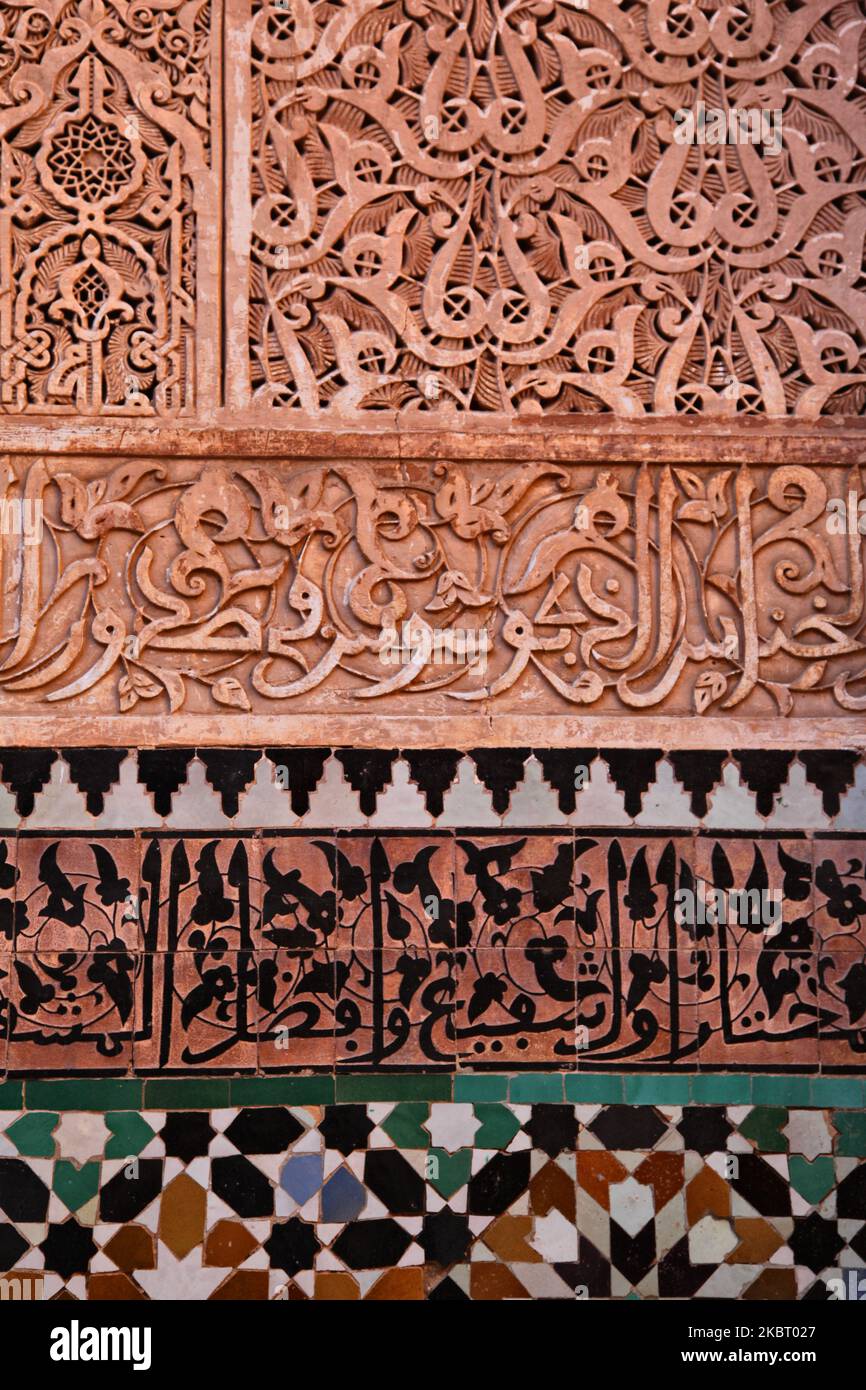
[279,1154,324,1205]
[321,1165,367,1223]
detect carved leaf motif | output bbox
[694,672,728,714]
[212,677,253,712]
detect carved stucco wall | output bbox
[1,0,865,421]
[0,1,864,1306]
[0,0,864,746]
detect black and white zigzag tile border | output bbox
[0,749,863,832]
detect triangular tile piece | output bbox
[535,750,598,816]
[469,748,528,815]
[731,751,794,818]
[636,760,698,827]
[198,750,260,818]
[264,749,329,816]
[704,761,762,829]
[306,754,365,826]
[334,750,397,817]
[599,749,662,818]
[402,751,461,818]
[165,758,228,828]
[61,749,126,816]
[0,779,17,829]
[437,756,499,826]
[96,756,162,828]
[235,755,297,827]
[766,761,829,829]
[798,750,859,819]
[837,762,866,830]
[668,751,726,818]
[370,758,431,826]
[137,749,195,818]
[572,758,630,826]
[28,758,92,828]
[0,749,56,817]
[504,755,567,826]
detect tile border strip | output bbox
[3,1074,863,1110]
[1,748,865,829]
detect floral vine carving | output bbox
[247,0,866,417]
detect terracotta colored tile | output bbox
[578,948,701,1068]
[454,944,575,1068]
[259,834,337,952]
[696,948,819,1069]
[14,835,141,952]
[0,837,18,951]
[817,942,866,1068]
[455,833,578,951]
[255,950,335,1070]
[693,836,813,953]
[7,952,136,1073]
[103,1225,156,1272]
[139,836,261,952]
[365,1268,425,1299]
[334,834,456,950]
[335,948,455,1068]
[135,953,257,1072]
[729,1218,786,1264]
[204,1219,260,1267]
[210,1270,269,1300]
[87,1273,149,1301]
[814,839,866,950]
[574,837,695,954]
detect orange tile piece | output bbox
[635,1153,685,1211]
[530,1160,576,1221]
[728,1218,786,1264]
[365,1269,425,1300]
[686,1163,731,1224]
[576,1151,628,1210]
[160,1172,206,1259]
[482,1214,541,1264]
[314,1272,360,1300]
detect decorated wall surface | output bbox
[0,0,864,1305]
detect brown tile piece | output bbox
[103,1225,156,1272]
[210,1270,270,1300]
[87,1273,149,1301]
[204,1219,259,1268]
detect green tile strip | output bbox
[509,1074,564,1103]
[25,1080,142,1111]
[453,1075,509,1102]
[0,1081,24,1109]
[335,1074,452,1102]
[231,1077,335,1106]
[4,1073,864,1108]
